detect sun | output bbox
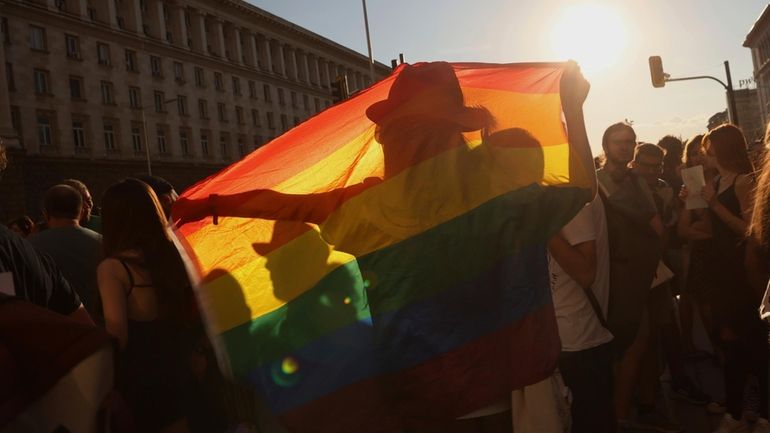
[549,4,628,77]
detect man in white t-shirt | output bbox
[547,195,614,433]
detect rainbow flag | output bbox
[173,61,594,433]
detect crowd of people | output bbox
[548,121,770,433]
[3,87,770,433]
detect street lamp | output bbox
[139,97,178,175]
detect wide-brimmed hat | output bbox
[366,62,489,132]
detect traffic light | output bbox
[331,75,349,103]
[649,56,667,88]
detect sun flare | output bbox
[550,4,627,77]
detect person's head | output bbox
[601,122,637,167]
[60,179,93,224]
[135,175,178,219]
[43,184,83,225]
[101,178,190,320]
[366,62,494,175]
[702,124,754,175]
[7,216,34,238]
[657,135,683,171]
[684,134,706,168]
[631,143,665,187]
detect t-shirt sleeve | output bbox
[560,202,597,246]
[0,227,82,316]
[38,251,82,315]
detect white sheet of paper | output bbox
[681,165,708,210]
[0,272,15,296]
[761,279,770,321]
[651,261,675,289]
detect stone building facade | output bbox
[744,4,770,129]
[0,0,390,219]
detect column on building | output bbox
[168,4,188,49]
[93,0,117,28]
[233,27,245,64]
[115,0,142,33]
[213,19,226,58]
[288,46,299,81]
[141,0,162,39]
[68,0,89,21]
[273,40,286,76]
[320,58,331,88]
[310,54,321,87]
[0,43,19,147]
[244,32,259,69]
[222,23,240,63]
[190,9,207,53]
[299,51,310,83]
[258,35,272,72]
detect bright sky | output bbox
[247,0,767,155]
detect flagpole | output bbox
[362,0,375,82]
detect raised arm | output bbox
[174,182,372,227]
[560,62,597,197]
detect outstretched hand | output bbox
[172,196,214,228]
[560,61,590,109]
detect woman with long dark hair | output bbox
[696,125,767,432]
[97,178,196,433]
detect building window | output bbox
[293,116,300,127]
[249,80,257,99]
[201,131,209,156]
[324,100,331,108]
[178,96,188,116]
[251,109,260,126]
[72,120,86,148]
[266,111,275,129]
[198,99,208,119]
[65,34,80,59]
[291,91,297,108]
[194,67,205,87]
[37,114,54,147]
[232,76,241,95]
[236,106,244,124]
[131,125,142,152]
[10,106,21,140]
[150,56,162,77]
[214,72,223,91]
[180,128,190,156]
[156,127,167,154]
[96,42,111,65]
[303,94,309,110]
[103,120,117,151]
[254,135,262,149]
[154,91,165,112]
[220,132,229,159]
[69,76,83,99]
[5,63,14,91]
[100,81,115,105]
[1,17,10,44]
[237,137,245,157]
[314,97,320,113]
[263,84,271,101]
[29,26,47,51]
[217,103,227,122]
[277,88,285,106]
[173,61,184,82]
[37,112,55,146]
[128,86,141,108]
[87,7,97,21]
[280,114,288,131]
[125,49,137,72]
[33,69,50,95]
